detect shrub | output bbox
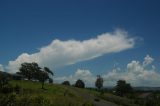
[1,84,13,94]
[0,94,16,106]
[75,79,85,88]
[62,81,70,86]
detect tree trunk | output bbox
[41,82,44,89]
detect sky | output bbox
[0,0,160,87]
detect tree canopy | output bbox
[19,62,41,80]
[18,62,54,89]
[95,75,103,90]
[115,80,132,96]
[75,79,85,88]
[62,81,70,86]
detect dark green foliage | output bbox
[38,67,53,89]
[0,72,14,94]
[38,71,49,89]
[145,99,156,106]
[0,94,51,106]
[75,79,85,88]
[95,75,103,90]
[62,81,70,86]
[0,72,9,88]
[18,62,54,89]
[0,94,16,106]
[19,62,41,80]
[115,80,132,96]
[1,84,13,94]
[0,80,94,106]
[44,67,54,76]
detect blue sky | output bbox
[0,0,160,87]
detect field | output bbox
[0,80,93,106]
[1,80,152,106]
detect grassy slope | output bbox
[9,80,138,106]
[99,93,138,106]
[9,80,93,106]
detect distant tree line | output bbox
[61,75,133,97]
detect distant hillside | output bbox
[134,87,160,91]
[103,86,160,91]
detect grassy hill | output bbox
[0,80,140,106]
[0,80,93,106]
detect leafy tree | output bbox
[95,75,103,90]
[75,79,85,88]
[62,81,70,86]
[38,67,53,89]
[19,62,41,80]
[18,62,54,89]
[44,67,53,76]
[115,80,132,96]
[38,71,49,89]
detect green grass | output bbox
[5,80,93,106]
[80,88,139,106]
[2,80,140,106]
[98,93,138,106]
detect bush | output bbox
[0,84,13,94]
[75,79,85,88]
[0,94,16,106]
[62,81,70,86]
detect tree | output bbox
[38,67,53,89]
[19,62,41,80]
[95,75,103,90]
[38,71,49,89]
[115,80,132,96]
[62,81,70,86]
[44,67,54,76]
[18,62,54,89]
[75,79,85,88]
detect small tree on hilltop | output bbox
[95,75,103,90]
[62,81,70,86]
[75,79,85,88]
[38,67,54,89]
[39,71,49,89]
[18,62,54,89]
[44,67,54,76]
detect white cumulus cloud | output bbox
[143,55,154,67]
[55,69,96,86]
[55,55,160,87]
[7,29,135,73]
[0,64,4,72]
[103,55,160,87]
